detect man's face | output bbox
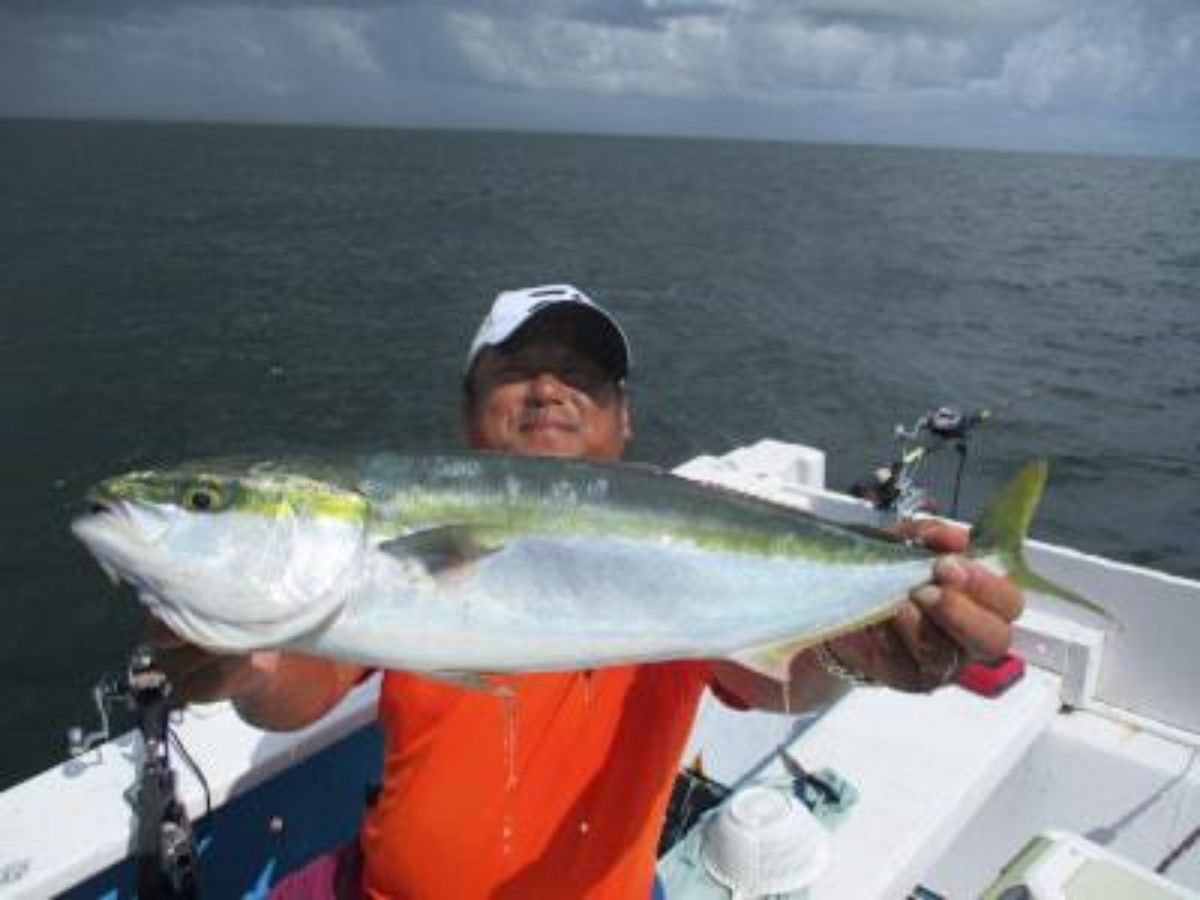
[464,323,630,461]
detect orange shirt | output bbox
[360,662,712,899]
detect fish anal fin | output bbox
[379,525,499,576]
[729,601,906,682]
[731,635,825,682]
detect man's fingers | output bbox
[143,615,259,705]
[146,615,188,649]
[890,602,962,686]
[155,642,219,681]
[932,556,1024,622]
[851,526,1026,691]
[893,551,1025,674]
[894,518,970,553]
[172,656,246,703]
[911,575,1019,662]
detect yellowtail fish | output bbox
[70,454,1090,678]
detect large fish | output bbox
[70,453,1073,678]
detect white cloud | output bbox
[443,6,991,101]
[730,18,978,95]
[994,3,1200,114]
[292,8,382,76]
[779,0,1069,29]
[447,10,713,97]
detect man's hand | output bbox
[145,617,367,731]
[147,616,268,705]
[826,519,1025,692]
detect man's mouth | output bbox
[519,415,578,434]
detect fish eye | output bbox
[182,482,224,512]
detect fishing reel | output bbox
[851,405,990,519]
[68,645,165,757]
[68,645,201,899]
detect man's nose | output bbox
[528,370,569,402]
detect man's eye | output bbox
[561,366,611,393]
[495,367,532,384]
[483,359,612,395]
[561,369,597,390]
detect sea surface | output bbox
[1,119,1198,788]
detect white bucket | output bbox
[700,784,830,899]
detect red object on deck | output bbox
[957,653,1026,697]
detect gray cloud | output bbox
[1,0,1196,156]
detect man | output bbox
[155,284,1022,898]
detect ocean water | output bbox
[1,119,1197,787]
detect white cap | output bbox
[701,785,830,899]
[463,284,630,380]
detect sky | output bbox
[2,0,1198,158]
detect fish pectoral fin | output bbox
[731,636,824,682]
[378,525,499,576]
[423,670,511,695]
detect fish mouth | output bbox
[79,492,131,528]
[71,507,201,641]
[71,500,149,588]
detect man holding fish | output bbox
[143,284,1023,898]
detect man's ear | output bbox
[462,400,485,449]
[620,395,633,442]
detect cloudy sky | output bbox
[3,0,1197,157]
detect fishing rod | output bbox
[850,387,1039,520]
[850,405,990,520]
[68,645,206,899]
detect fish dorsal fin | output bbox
[378,525,499,575]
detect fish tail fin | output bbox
[970,460,1111,621]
